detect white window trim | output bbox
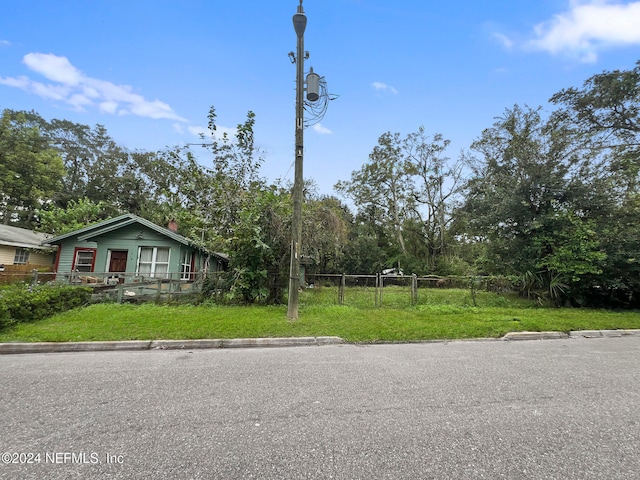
[105,250,113,272]
[180,251,193,280]
[136,246,170,279]
[14,248,30,265]
[74,250,95,273]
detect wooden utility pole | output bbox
[287,1,307,320]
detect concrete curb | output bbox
[503,331,569,341]
[504,329,640,341]
[2,330,639,354]
[0,337,345,355]
[0,340,152,354]
[569,329,640,339]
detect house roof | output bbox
[0,224,55,251]
[44,214,228,263]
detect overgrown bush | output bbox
[0,284,92,329]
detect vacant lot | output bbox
[1,287,639,343]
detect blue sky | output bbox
[2,0,640,195]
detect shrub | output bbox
[0,284,92,328]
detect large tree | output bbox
[458,105,606,297]
[335,128,466,274]
[0,109,64,227]
[548,61,640,306]
[403,128,468,272]
[335,132,411,257]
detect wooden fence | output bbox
[0,265,54,285]
[0,269,208,303]
[54,271,208,303]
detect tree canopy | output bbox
[2,60,640,307]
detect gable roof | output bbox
[46,214,198,248]
[44,214,229,265]
[0,224,55,251]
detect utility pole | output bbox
[287,0,307,320]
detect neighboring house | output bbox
[43,214,228,282]
[0,224,56,268]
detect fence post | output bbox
[411,274,418,306]
[380,274,384,307]
[375,273,381,308]
[31,269,39,286]
[156,279,162,302]
[117,283,124,304]
[339,273,345,305]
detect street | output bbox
[1,337,639,479]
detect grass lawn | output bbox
[1,287,640,343]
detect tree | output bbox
[335,132,411,259]
[225,187,290,304]
[0,109,64,227]
[548,62,640,306]
[335,128,467,274]
[403,128,467,272]
[302,194,350,274]
[37,198,113,236]
[458,105,606,297]
[549,61,640,151]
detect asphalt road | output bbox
[1,337,639,479]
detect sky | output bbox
[1,0,640,196]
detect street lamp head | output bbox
[293,4,306,39]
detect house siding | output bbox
[0,246,55,266]
[47,215,225,280]
[54,224,205,275]
[26,251,55,266]
[56,240,98,274]
[0,246,16,265]
[93,224,190,274]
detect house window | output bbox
[180,251,193,280]
[74,250,96,272]
[137,247,170,278]
[14,248,30,265]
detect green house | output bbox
[44,214,227,283]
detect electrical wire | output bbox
[304,76,338,127]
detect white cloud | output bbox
[0,75,30,89]
[99,101,119,114]
[528,0,640,62]
[312,123,333,135]
[491,32,515,50]
[0,52,186,120]
[372,81,399,95]
[23,52,82,86]
[0,40,10,47]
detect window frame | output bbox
[13,248,30,265]
[180,250,194,280]
[72,248,97,273]
[136,246,171,279]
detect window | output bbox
[14,248,30,265]
[74,250,95,272]
[137,247,170,278]
[180,251,193,280]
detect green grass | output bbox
[1,287,639,343]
